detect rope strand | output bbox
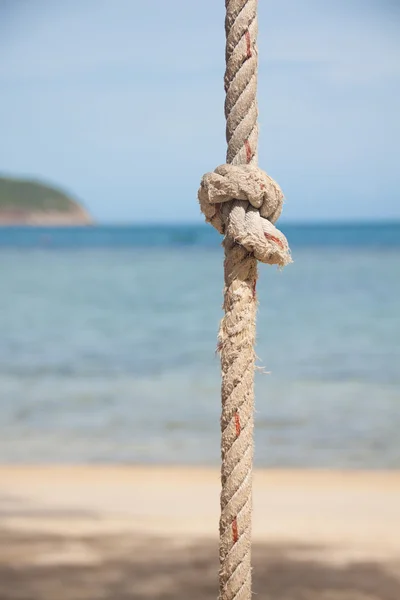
[198,2,291,598]
[219,2,258,599]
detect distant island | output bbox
[0,176,93,225]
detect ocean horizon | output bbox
[0,220,399,249]
[0,221,399,468]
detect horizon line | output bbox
[86,218,400,227]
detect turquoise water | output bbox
[0,223,399,467]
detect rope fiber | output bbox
[198,2,290,598]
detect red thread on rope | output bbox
[252,279,257,299]
[232,414,241,543]
[244,140,252,163]
[264,232,285,249]
[228,23,253,562]
[232,517,239,543]
[235,411,241,437]
[231,414,241,544]
[245,30,252,59]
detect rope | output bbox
[198,1,291,599]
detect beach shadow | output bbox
[0,492,100,520]
[0,526,399,600]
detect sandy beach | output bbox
[0,466,399,599]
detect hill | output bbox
[0,176,92,225]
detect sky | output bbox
[0,0,399,223]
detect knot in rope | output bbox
[198,164,291,267]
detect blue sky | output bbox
[1,0,399,223]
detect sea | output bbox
[0,222,399,468]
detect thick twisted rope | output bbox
[198,2,290,599]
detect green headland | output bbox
[0,176,92,225]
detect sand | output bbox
[0,466,399,599]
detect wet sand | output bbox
[0,466,399,599]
